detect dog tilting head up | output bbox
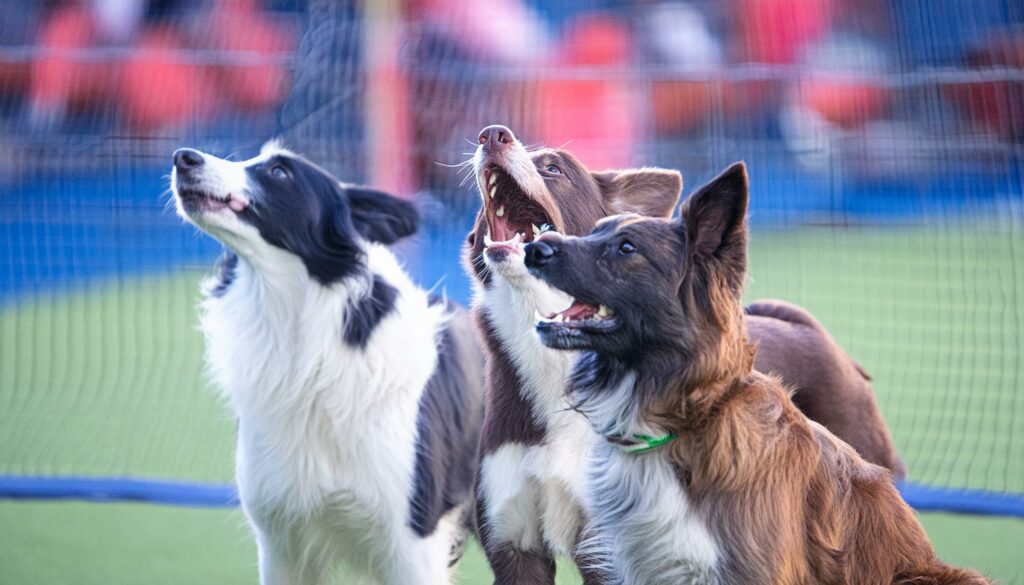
[172,142,418,287]
[172,143,484,585]
[468,124,682,287]
[465,125,683,583]
[524,163,989,585]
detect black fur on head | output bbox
[241,153,419,284]
[171,144,420,286]
[523,162,749,368]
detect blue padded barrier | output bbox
[2,475,1023,518]
[0,476,238,508]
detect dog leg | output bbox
[484,541,557,585]
[575,556,610,585]
[477,480,555,585]
[478,514,557,585]
[255,530,325,585]
[573,528,611,585]
[477,444,555,584]
[380,528,456,585]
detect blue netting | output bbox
[1,0,1022,529]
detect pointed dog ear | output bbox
[680,162,749,291]
[594,168,682,218]
[347,187,420,245]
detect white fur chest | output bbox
[529,411,596,557]
[478,274,595,556]
[584,446,721,585]
[481,274,576,419]
[201,246,442,526]
[577,376,721,585]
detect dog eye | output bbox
[619,240,636,254]
[544,164,562,175]
[270,165,289,179]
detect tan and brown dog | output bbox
[465,125,902,584]
[523,162,987,585]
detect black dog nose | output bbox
[173,148,204,171]
[525,240,557,269]
[479,125,515,153]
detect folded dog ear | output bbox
[594,168,682,218]
[347,187,420,245]
[680,162,749,289]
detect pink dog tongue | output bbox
[228,196,248,212]
[556,300,597,321]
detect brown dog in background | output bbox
[524,162,987,585]
[746,299,905,479]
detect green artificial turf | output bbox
[0,502,1018,584]
[1,225,1022,583]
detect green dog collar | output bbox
[606,432,678,454]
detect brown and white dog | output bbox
[522,163,988,585]
[464,125,903,584]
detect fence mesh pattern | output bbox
[1,0,1022,523]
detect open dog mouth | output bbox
[535,298,617,330]
[481,165,553,252]
[176,186,249,214]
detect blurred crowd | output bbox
[409,0,1024,185]
[0,0,299,134]
[1,0,1021,187]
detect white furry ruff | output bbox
[201,240,457,585]
[475,264,597,559]
[575,374,722,585]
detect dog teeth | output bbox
[597,305,613,318]
[490,186,497,199]
[489,173,497,187]
[531,223,540,238]
[553,314,565,323]
[496,206,505,217]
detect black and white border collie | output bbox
[171,142,483,585]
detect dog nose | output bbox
[479,125,515,153]
[173,148,204,172]
[525,240,557,269]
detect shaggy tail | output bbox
[894,564,992,585]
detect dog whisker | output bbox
[434,159,474,168]
[458,171,478,189]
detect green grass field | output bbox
[1,225,1022,584]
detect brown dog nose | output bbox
[479,125,515,153]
